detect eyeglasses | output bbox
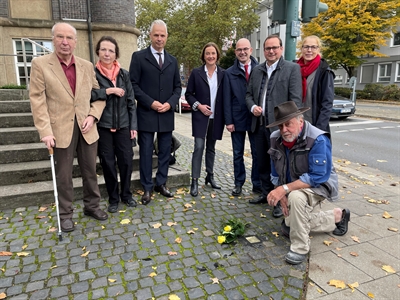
[302,45,319,51]
[235,47,250,53]
[264,46,281,52]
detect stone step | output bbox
[0,127,40,145]
[0,100,31,113]
[0,148,154,186]
[0,143,50,163]
[0,113,34,128]
[0,89,29,101]
[0,164,190,210]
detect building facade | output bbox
[0,0,139,87]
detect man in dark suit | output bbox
[246,35,302,217]
[223,38,261,196]
[129,20,181,205]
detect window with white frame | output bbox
[393,32,400,46]
[377,63,391,82]
[396,62,400,82]
[334,74,343,85]
[13,39,53,86]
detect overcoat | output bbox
[129,46,181,132]
[29,52,105,148]
[185,65,225,139]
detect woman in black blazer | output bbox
[185,42,225,197]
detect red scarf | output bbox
[297,55,320,102]
[96,60,120,86]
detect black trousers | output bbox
[254,123,274,196]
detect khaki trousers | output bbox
[284,189,336,254]
[54,119,101,219]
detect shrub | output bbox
[363,83,385,100]
[0,84,27,89]
[334,87,351,98]
[382,84,400,100]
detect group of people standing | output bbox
[29,19,350,265]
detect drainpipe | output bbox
[87,0,94,63]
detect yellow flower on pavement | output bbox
[217,236,226,244]
[224,225,232,232]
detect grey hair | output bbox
[51,22,77,37]
[296,114,304,120]
[150,20,168,34]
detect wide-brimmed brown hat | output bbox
[266,101,310,128]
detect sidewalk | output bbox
[0,111,398,300]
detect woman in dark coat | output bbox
[298,35,335,133]
[91,36,138,213]
[185,42,225,197]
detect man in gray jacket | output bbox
[246,35,302,218]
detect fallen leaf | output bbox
[102,225,105,229]
[108,278,116,283]
[148,272,157,277]
[317,288,324,294]
[187,230,195,234]
[150,239,155,243]
[366,214,373,217]
[382,265,396,273]
[193,209,199,212]
[167,222,177,226]
[81,251,90,257]
[176,188,186,195]
[21,245,28,250]
[260,213,266,218]
[82,246,86,251]
[152,223,162,228]
[168,251,178,256]
[348,282,359,292]
[184,203,192,208]
[351,236,360,243]
[328,279,346,289]
[337,254,342,258]
[0,268,5,272]
[323,241,333,246]
[193,228,198,231]
[118,210,126,213]
[350,252,359,257]
[367,292,374,298]
[382,211,392,219]
[211,277,219,284]
[38,207,47,212]
[377,160,387,162]
[0,251,12,256]
[272,232,279,237]
[16,252,30,257]
[175,237,182,244]
[211,193,216,198]
[120,219,130,224]
[309,282,315,286]
[169,295,181,300]
[50,265,57,269]
[48,227,57,232]
[191,201,196,204]
[152,266,157,270]
[201,196,205,199]
[0,292,6,299]
[388,227,398,232]
[36,216,46,219]
[336,247,342,251]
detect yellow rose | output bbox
[224,225,232,232]
[217,236,226,244]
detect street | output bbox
[330,117,400,176]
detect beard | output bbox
[282,134,296,142]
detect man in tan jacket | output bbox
[29,22,107,232]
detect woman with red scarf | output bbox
[91,36,138,213]
[297,35,335,133]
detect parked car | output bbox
[331,95,356,119]
[175,87,191,112]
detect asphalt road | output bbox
[330,117,400,176]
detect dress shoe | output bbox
[272,203,283,218]
[205,173,221,189]
[252,186,262,194]
[83,208,108,221]
[249,194,267,204]
[141,191,152,205]
[154,184,174,197]
[107,203,119,213]
[232,185,242,196]
[285,250,307,265]
[281,219,290,238]
[60,218,74,232]
[190,178,198,197]
[122,197,137,207]
[332,208,350,236]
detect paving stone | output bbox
[152,283,170,297]
[50,286,69,298]
[25,281,44,292]
[224,289,244,299]
[29,288,50,300]
[6,284,23,296]
[135,287,153,300]
[183,277,200,288]
[71,281,89,293]
[14,274,29,284]
[204,283,222,294]
[91,288,106,299]
[187,287,205,299]
[107,285,125,296]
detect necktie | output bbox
[244,64,249,82]
[157,53,163,69]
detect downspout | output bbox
[87,0,94,63]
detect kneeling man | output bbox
[266,101,350,265]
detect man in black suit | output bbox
[129,20,182,205]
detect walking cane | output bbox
[49,148,63,241]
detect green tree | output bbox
[135,0,260,74]
[219,45,236,70]
[302,0,400,78]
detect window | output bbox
[334,75,343,85]
[377,63,391,82]
[256,39,260,50]
[393,32,400,46]
[13,39,53,86]
[396,62,400,82]
[360,65,374,84]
